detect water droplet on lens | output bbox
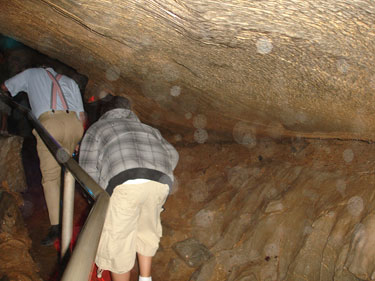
[256,37,273,54]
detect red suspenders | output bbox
[45,70,69,113]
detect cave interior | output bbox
[1,1,375,281]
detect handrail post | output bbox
[61,170,75,259]
[61,193,109,281]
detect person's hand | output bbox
[1,83,8,93]
[0,84,11,98]
[79,111,88,130]
[72,143,80,158]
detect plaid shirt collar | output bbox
[100,108,140,123]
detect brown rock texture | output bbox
[152,138,375,281]
[0,190,42,281]
[5,132,375,281]
[0,136,27,193]
[1,1,375,141]
[0,136,41,280]
[2,1,375,280]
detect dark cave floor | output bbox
[21,135,90,281]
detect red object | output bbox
[53,224,111,281]
[45,71,69,111]
[89,264,111,281]
[88,95,96,103]
[53,225,82,252]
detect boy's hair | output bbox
[99,94,131,116]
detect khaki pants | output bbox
[33,111,83,225]
[95,181,169,274]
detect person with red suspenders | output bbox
[1,66,86,246]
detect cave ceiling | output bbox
[1,0,375,143]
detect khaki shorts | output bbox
[95,180,169,274]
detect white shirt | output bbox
[5,67,84,119]
[123,179,151,184]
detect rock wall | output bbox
[152,138,375,281]
[1,1,375,141]
[0,136,26,192]
[0,136,41,281]
[0,190,42,281]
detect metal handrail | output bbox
[0,92,109,281]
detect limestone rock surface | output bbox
[1,1,375,141]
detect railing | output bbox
[0,91,109,281]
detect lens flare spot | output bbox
[256,37,273,54]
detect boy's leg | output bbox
[137,253,152,277]
[136,182,169,281]
[111,271,131,281]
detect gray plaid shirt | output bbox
[79,108,179,190]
